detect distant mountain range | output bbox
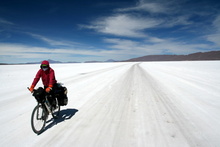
[84,59,117,63]
[124,51,220,62]
[26,59,63,64]
[25,59,117,64]
[26,59,86,64]
[1,51,220,65]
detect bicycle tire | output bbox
[31,104,47,134]
[52,98,60,119]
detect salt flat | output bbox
[0,61,219,147]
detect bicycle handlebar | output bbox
[27,87,37,93]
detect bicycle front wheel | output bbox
[31,104,47,134]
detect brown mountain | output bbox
[124,51,220,62]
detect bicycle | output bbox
[28,87,60,134]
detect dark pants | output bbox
[44,83,58,106]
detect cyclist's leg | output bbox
[51,83,59,107]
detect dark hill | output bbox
[124,51,220,62]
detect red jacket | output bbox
[32,67,57,87]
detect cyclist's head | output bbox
[40,60,50,71]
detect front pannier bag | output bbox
[33,87,45,103]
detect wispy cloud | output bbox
[0,42,105,63]
[80,0,220,55]
[213,15,220,32]
[81,14,162,37]
[205,15,220,46]
[27,33,79,47]
[0,43,102,56]
[206,34,220,46]
[103,37,212,56]
[0,32,217,63]
[0,18,14,26]
[116,2,169,14]
[0,18,14,39]
[80,0,196,38]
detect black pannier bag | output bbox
[33,87,45,103]
[54,83,68,106]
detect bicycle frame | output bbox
[44,96,52,114]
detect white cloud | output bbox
[205,15,220,46]
[0,33,216,63]
[28,33,79,47]
[213,15,220,32]
[163,15,192,27]
[0,42,121,62]
[82,14,162,37]
[0,18,14,25]
[103,37,213,57]
[147,37,165,43]
[116,2,168,14]
[0,43,101,56]
[206,34,220,46]
[80,0,198,38]
[103,38,139,51]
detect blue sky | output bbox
[0,0,220,63]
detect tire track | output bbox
[80,63,205,147]
[61,63,130,85]
[138,64,211,147]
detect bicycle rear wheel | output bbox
[31,104,47,134]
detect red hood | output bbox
[41,60,50,67]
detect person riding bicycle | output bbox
[29,60,58,108]
[29,60,68,107]
[29,60,57,94]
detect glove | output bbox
[29,85,35,93]
[46,85,53,93]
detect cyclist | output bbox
[29,60,68,107]
[29,60,57,93]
